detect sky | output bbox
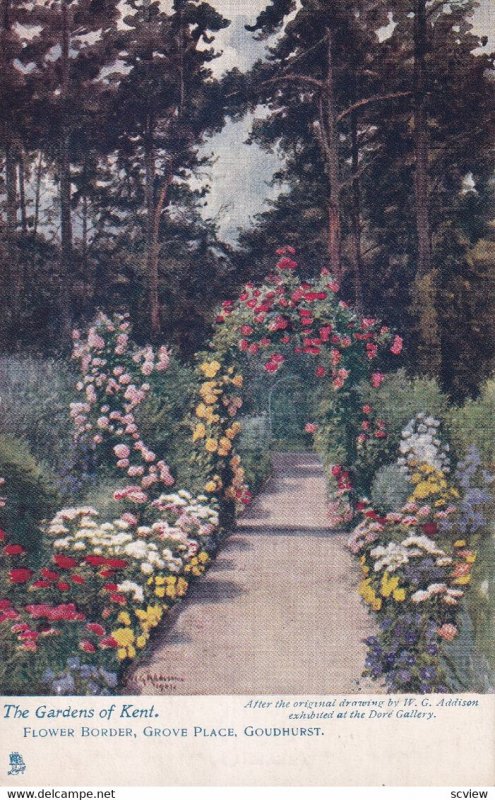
[193,0,495,244]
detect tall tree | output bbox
[235,0,495,395]
[24,0,120,342]
[241,0,410,288]
[111,0,229,339]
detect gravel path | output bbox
[128,452,380,695]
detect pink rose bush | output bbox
[0,315,222,693]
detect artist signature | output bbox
[132,674,186,692]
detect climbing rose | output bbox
[276,256,298,271]
[371,372,384,389]
[390,335,403,355]
[114,444,131,460]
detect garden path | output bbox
[127,452,382,695]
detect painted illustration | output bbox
[0,0,494,698]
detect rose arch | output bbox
[190,247,403,529]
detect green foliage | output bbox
[134,357,210,494]
[0,627,43,696]
[0,435,58,561]
[464,526,495,688]
[237,414,272,494]
[370,464,411,513]
[79,472,128,521]
[361,369,449,453]
[0,355,77,481]
[437,225,495,401]
[448,380,495,467]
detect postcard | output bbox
[0,0,494,788]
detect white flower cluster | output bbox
[370,534,452,573]
[411,584,464,605]
[46,508,187,576]
[152,490,219,538]
[397,413,450,474]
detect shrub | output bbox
[361,369,450,442]
[0,435,58,562]
[356,370,450,488]
[133,357,207,491]
[448,379,495,467]
[0,355,77,482]
[370,464,411,512]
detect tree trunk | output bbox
[324,29,342,283]
[6,143,22,339]
[33,151,43,238]
[144,114,161,339]
[414,0,431,279]
[412,0,441,376]
[178,1,185,116]
[59,0,72,344]
[350,108,364,312]
[18,152,27,235]
[5,143,16,236]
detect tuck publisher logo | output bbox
[8,752,26,775]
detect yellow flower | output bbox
[127,645,136,659]
[219,436,232,451]
[204,480,217,493]
[450,488,460,499]
[380,572,400,599]
[135,604,164,632]
[117,648,127,660]
[359,578,382,610]
[411,474,421,484]
[117,611,131,626]
[393,588,406,602]
[412,481,431,500]
[195,403,208,419]
[192,423,206,442]
[466,553,477,564]
[165,576,176,585]
[155,587,166,598]
[452,575,471,586]
[434,499,446,507]
[198,551,209,564]
[200,361,221,378]
[177,577,188,596]
[200,380,220,396]
[231,374,243,388]
[136,635,147,649]
[112,627,135,647]
[165,585,177,599]
[226,422,241,440]
[155,575,165,586]
[454,539,467,548]
[205,438,218,453]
